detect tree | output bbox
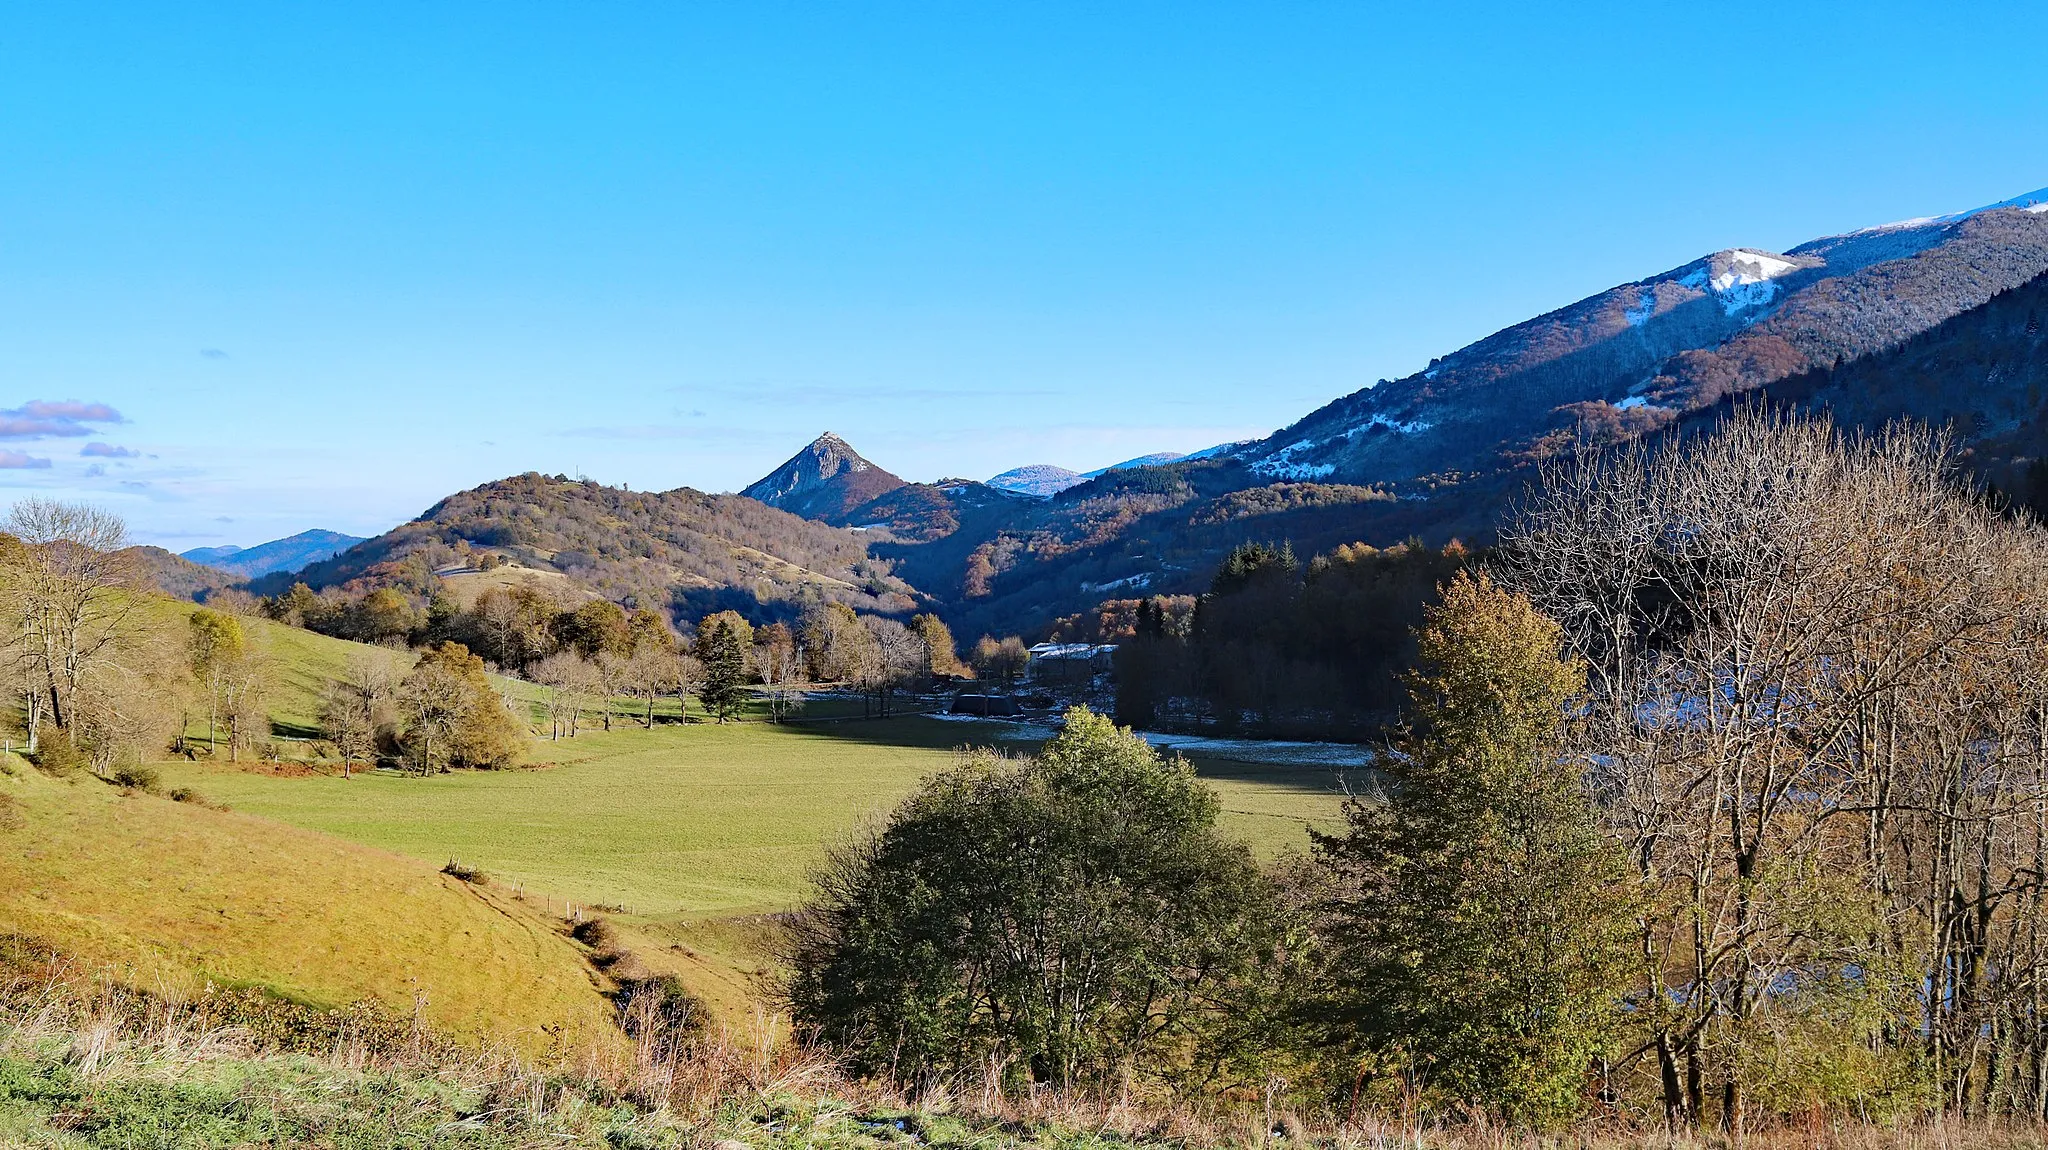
[5,498,144,752]
[531,650,596,739]
[351,588,419,646]
[973,635,1029,687]
[397,642,523,771]
[559,598,631,660]
[624,644,680,728]
[187,608,247,752]
[695,609,754,655]
[696,617,748,722]
[859,615,923,717]
[754,622,808,722]
[908,613,960,681]
[789,707,1285,1092]
[1314,571,1629,1126]
[320,652,392,777]
[800,602,865,682]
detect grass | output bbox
[0,763,617,1057]
[158,717,1348,920]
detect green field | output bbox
[160,714,1352,919]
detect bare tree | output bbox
[531,650,596,739]
[7,498,143,751]
[1501,407,2048,1128]
[321,652,393,777]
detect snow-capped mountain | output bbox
[987,464,1085,499]
[1230,187,2048,485]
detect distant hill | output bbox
[987,464,1084,499]
[128,545,248,602]
[264,470,923,621]
[183,529,365,578]
[1087,451,1186,476]
[740,432,907,523]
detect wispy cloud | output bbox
[0,399,125,440]
[80,442,140,458]
[0,450,53,469]
[200,348,228,359]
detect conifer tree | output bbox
[696,618,748,722]
[1315,571,1630,1127]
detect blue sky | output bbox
[4,3,2046,547]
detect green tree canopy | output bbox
[789,706,1284,1092]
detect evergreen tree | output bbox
[696,618,748,722]
[1314,571,1630,1127]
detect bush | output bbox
[110,763,161,792]
[440,859,489,885]
[28,732,83,777]
[788,706,1292,1092]
[615,973,708,1051]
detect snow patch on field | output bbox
[1615,396,1649,411]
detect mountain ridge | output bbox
[183,528,366,578]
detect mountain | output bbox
[1226,190,2048,487]
[1087,452,1186,476]
[182,529,366,578]
[987,464,1085,498]
[739,432,907,523]
[986,453,1191,499]
[263,471,923,621]
[130,546,249,602]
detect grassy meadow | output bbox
[0,757,618,1056]
[157,713,1353,919]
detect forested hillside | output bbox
[265,471,922,621]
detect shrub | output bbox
[28,732,84,777]
[615,973,708,1051]
[440,859,489,885]
[110,763,161,792]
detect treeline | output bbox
[1113,538,1471,739]
[790,409,2048,1133]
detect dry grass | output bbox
[0,760,618,1058]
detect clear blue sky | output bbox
[4,3,2045,547]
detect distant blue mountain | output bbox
[181,529,365,579]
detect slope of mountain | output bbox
[183,529,365,578]
[1087,451,1187,476]
[1229,191,2048,486]
[740,432,907,523]
[987,464,1084,498]
[262,471,921,620]
[128,546,249,602]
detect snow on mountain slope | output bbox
[1230,186,2048,490]
[1085,452,1187,477]
[987,464,1085,498]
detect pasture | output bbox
[159,714,1355,920]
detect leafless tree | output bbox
[1501,407,2048,1127]
[6,498,144,751]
